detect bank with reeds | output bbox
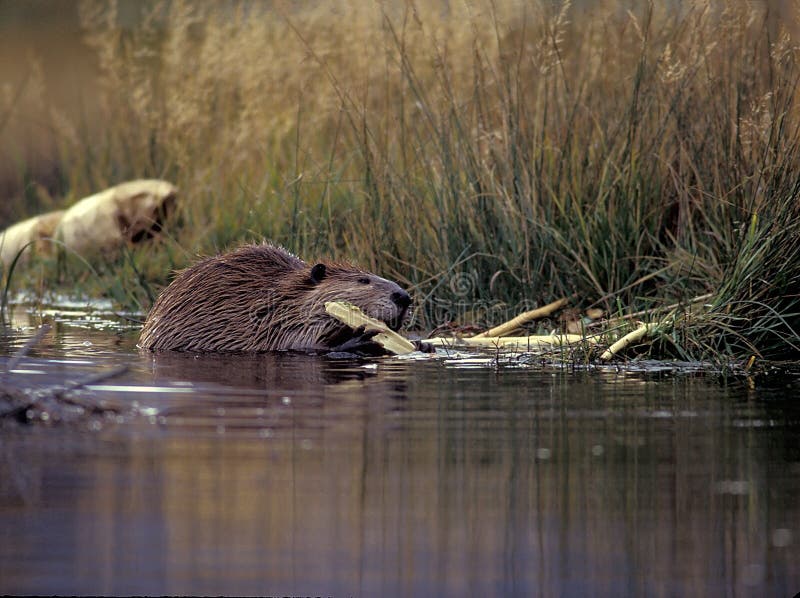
[1,1,799,361]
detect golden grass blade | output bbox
[475,297,570,337]
[325,301,416,355]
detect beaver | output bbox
[139,243,414,354]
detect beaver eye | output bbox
[357,277,371,285]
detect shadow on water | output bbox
[1,303,800,596]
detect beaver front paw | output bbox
[329,326,385,356]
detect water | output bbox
[1,305,799,596]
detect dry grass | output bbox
[3,0,800,359]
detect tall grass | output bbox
[5,0,800,359]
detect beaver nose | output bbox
[390,290,411,309]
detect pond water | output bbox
[1,304,799,596]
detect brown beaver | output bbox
[138,243,414,354]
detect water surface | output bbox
[1,305,799,596]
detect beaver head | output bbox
[302,262,411,331]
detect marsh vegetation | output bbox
[2,1,799,361]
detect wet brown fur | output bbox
[139,243,410,352]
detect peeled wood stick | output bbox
[600,323,658,361]
[426,333,596,348]
[475,297,570,338]
[325,301,416,355]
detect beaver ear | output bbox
[310,263,327,283]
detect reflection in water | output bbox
[1,312,799,595]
